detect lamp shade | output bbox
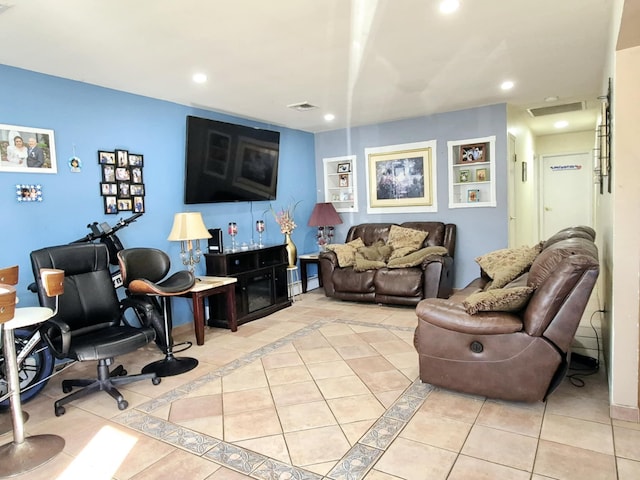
[307,202,343,227]
[167,212,212,241]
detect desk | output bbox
[299,253,322,293]
[181,276,237,346]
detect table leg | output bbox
[300,260,309,293]
[225,286,238,332]
[191,293,205,346]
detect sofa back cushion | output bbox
[346,223,396,246]
[345,222,455,254]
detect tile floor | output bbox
[1,289,639,480]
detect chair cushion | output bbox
[475,244,541,290]
[463,286,535,315]
[66,325,156,361]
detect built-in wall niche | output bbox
[448,136,496,208]
[98,149,145,214]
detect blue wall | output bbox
[314,104,509,287]
[0,65,317,324]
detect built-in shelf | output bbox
[448,136,496,208]
[323,155,358,213]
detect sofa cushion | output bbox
[463,286,535,315]
[475,244,541,290]
[387,225,428,258]
[354,254,387,272]
[357,241,393,262]
[387,246,449,268]
[326,238,365,267]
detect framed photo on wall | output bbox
[458,143,486,164]
[0,123,57,173]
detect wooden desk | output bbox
[181,276,237,345]
[299,253,322,293]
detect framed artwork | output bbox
[337,162,351,173]
[117,198,132,211]
[117,181,131,198]
[100,182,117,195]
[116,149,129,167]
[131,167,143,183]
[102,165,116,182]
[130,183,145,196]
[459,170,470,182]
[98,148,146,214]
[133,196,145,213]
[98,151,116,165]
[128,153,144,167]
[468,189,480,202]
[1,123,57,173]
[476,168,487,182]
[339,173,349,187]
[16,184,43,202]
[365,140,436,213]
[104,196,117,214]
[458,143,486,164]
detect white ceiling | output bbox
[0,0,615,135]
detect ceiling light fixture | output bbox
[554,120,569,129]
[324,113,335,122]
[544,96,559,102]
[439,0,460,14]
[192,73,207,84]
[500,81,514,90]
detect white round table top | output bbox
[3,306,54,330]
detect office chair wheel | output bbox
[62,382,73,394]
[55,405,66,417]
[118,400,128,411]
[152,377,161,385]
[120,369,128,376]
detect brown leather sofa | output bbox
[318,222,456,306]
[414,227,599,402]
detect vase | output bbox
[284,233,297,267]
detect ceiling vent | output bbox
[287,101,318,112]
[527,101,585,117]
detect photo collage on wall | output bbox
[98,149,145,214]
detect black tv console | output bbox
[204,244,290,328]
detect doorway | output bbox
[539,151,593,239]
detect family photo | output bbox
[0,123,57,173]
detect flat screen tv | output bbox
[184,115,280,204]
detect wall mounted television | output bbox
[184,115,280,204]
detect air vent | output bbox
[527,102,585,117]
[287,101,318,112]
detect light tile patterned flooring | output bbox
[2,289,640,479]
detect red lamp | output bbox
[307,202,343,251]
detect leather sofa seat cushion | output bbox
[332,268,375,293]
[374,268,422,297]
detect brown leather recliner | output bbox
[414,230,599,402]
[319,222,456,306]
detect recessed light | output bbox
[324,113,335,122]
[192,73,207,84]
[545,96,559,102]
[501,81,514,90]
[439,0,460,14]
[554,120,568,129]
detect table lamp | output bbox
[167,212,212,272]
[307,202,343,251]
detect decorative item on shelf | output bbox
[307,202,343,252]
[228,222,238,252]
[256,220,265,248]
[269,200,301,267]
[167,212,212,272]
[459,170,470,183]
[468,189,480,203]
[476,168,487,182]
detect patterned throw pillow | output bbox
[463,286,535,315]
[387,225,428,260]
[326,238,365,267]
[353,253,387,272]
[387,246,448,268]
[475,244,542,290]
[357,241,393,262]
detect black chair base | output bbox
[54,359,159,416]
[141,354,198,377]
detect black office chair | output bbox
[117,248,198,377]
[30,243,160,416]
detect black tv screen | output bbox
[184,115,280,204]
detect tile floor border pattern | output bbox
[114,318,432,480]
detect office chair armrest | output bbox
[41,317,71,358]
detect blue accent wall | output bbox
[314,105,509,287]
[0,65,316,324]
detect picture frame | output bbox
[468,189,480,202]
[128,153,144,167]
[337,162,351,173]
[98,151,116,165]
[102,164,116,182]
[476,168,487,182]
[366,141,434,212]
[115,149,129,167]
[130,183,145,196]
[1,123,57,173]
[458,143,486,164]
[117,198,132,211]
[339,173,349,187]
[16,184,43,202]
[117,181,131,198]
[100,182,117,195]
[104,196,117,214]
[459,169,470,183]
[133,196,145,213]
[130,166,143,184]
[115,167,130,181]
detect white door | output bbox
[540,152,593,239]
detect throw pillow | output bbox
[387,246,449,268]
[387,225,428,252]
[475,244,542,290]
[463,286,535,315]
[326,238,365,268]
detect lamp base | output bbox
[141,355,198,377]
